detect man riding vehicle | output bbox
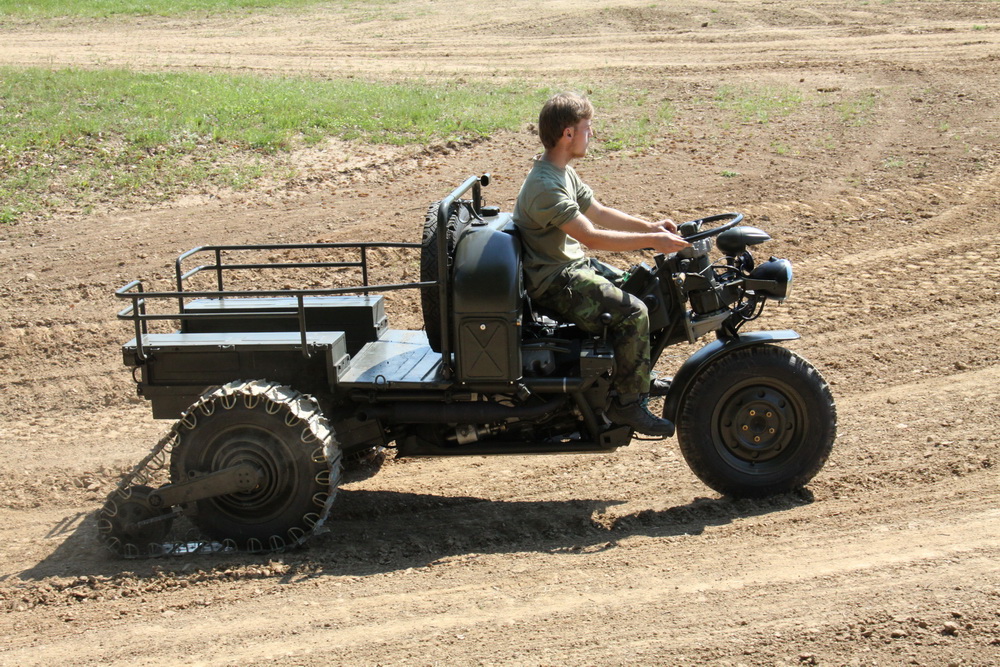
[513,92,691,436]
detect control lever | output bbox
[599,312,613,343]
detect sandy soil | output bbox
[2,0,1000,664]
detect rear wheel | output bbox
[170,380,340,551]
[676,345,836,497]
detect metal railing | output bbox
[117,242,422,361]
[116,174,491,364]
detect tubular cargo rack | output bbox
[115,174,491,367]
[115,240,421,363]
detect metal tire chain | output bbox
[96,379,342,559]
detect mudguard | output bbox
[661,330,800,422]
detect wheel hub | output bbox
[203,427,294,521]
[720,386,795,463]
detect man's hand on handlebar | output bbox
[650,230,691,255]
[652,218,679,234]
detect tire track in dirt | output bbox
[747,166,997,236]
[3,476,998,665]
[2,2,999,80]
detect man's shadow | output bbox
[11,487,813,583]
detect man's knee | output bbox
[609,291,648,329]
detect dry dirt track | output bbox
[2,1,1000,664]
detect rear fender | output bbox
[661,330,800,422]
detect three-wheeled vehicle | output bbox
[99,173,836,557]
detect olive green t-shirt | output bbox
[512,159,594,296]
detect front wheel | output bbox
[675,345,836,497]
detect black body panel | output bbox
[180,295,386,355]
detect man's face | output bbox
[565,117,596,158]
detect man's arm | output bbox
[586,199,679,234]
[561,211,690,255]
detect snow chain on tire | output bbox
[96,380,341,559]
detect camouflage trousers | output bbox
[533,258,651,398]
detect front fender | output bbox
[661,330,800,422]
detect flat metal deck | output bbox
[338,329,449,389]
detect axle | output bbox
[147,462,262,508]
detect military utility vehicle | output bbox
[99,174,836,557]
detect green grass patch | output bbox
[590,89,677,153]
[770,140,792,156]
[714,84,803,124]
[656,100,677,126]
[600,116,657,152]
[0,66,547,223]
[835,91,879,127]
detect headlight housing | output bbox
[746,258,793,301]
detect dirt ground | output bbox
[2,0,1000,664]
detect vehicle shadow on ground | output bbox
[16,488,812,582]
[306,487,813,577]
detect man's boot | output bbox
[606,395,676,437]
